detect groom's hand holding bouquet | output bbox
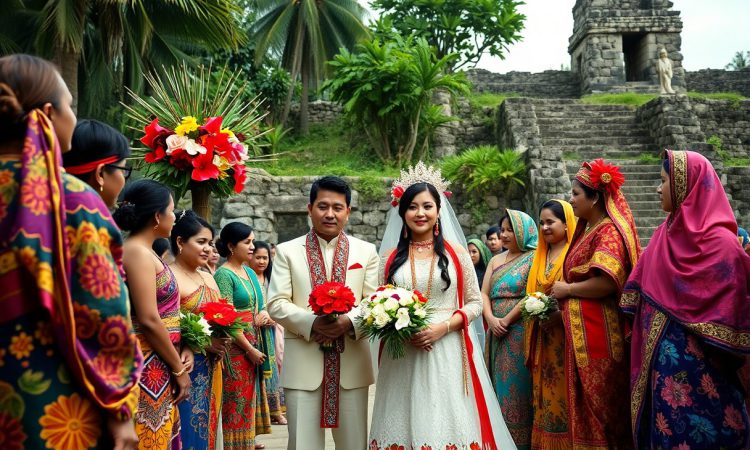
[308,281,358,349]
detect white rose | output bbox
[185,138,207,155]
[384,297,400,312]
[166,134,189,155]
[413,308,427,319]
[398,295,414,306]
[374,312,390,329]
[525,298,546,314]
[394,308,412,330]
[372,303,386,316]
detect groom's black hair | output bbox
[310,176,352,206]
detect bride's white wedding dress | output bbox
[368,249,517,450]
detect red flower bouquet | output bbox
[198,299,251,377]
[309,282,357,350]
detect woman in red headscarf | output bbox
[550,159,641,449]
[622,150,750,449]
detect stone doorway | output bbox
[276,212,310,243]
[623,33,651,82]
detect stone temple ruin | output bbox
[221,0,750,247]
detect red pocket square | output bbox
[348,263,363,270]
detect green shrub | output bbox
[637,153,662,164]
[355,175,389,203]
[707,135,729,161]
[688,91,747,108]
[442,145,526,201]
[467,92,519,109]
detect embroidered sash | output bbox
[305,229,349,428]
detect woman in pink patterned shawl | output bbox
[623,150,750,449]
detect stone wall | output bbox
[288,100,342,126]
[726,166,750,227]
[497,98,571,212]
[686,69,750,97]
[453,99,496,150]
[219,169,515,246]
[636,95,705,150]
[691,99,750,159]
[466,69,580,98]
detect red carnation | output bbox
[168,148,192,171]
[144,146,166,163]
[588,158,625,194]
[309,282,356,316]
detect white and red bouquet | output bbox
[308,282,357,350]
[358,285,431,359]
[198,299,252,376]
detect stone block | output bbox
[271,195,309,213]
[223,203,252,219]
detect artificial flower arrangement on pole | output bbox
[358,284,432,359]
[125,63,269,219]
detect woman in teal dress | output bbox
[0,54,141,449]
[214,222,268,449]
[250,240,286,425]
[482,209,538,449]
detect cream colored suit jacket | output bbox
[267,233,378,391]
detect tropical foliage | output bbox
[371,0,525,72]
[0,0,245,118]
[726,51,749,70]
[251,0,369,134]
[442,145,526,201]
[324,35,469,167]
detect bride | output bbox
[368,163,516,450]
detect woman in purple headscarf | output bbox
[623,150,750,449]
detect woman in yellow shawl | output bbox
[525,200,576,449]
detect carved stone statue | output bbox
[656,47,676,94]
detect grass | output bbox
[687,91,747,103]
[725,158,750,167]
[562,150,582,161]
[580,93,657,107]
[467,92,520,109]
[254,120,400,177]
[638,153,662,164]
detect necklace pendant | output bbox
[417,247,423,253]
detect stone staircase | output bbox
[532,99,665,246]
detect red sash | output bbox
[305,230,349,428]
[383,243,498,449]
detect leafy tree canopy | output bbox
[726,51,750,71]
[371,0,526,72]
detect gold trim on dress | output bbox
[568,299,588,367]
[670,150,688,209]
[683,321,750,349]
[630,310,667,433]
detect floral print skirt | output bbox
[0,311,106,450]
[644,321,749,449]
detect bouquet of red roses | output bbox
[308,282,357,350]
[198,300,251,376]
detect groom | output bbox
[267,176,378,450]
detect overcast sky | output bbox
[473,0,750,72]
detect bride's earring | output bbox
[402,225,408,239]
[433,221,440,237]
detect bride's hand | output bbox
[410,324,445,352]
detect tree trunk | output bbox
[191,184,212,221]
[300,69,309,136]
[52,45,81,114]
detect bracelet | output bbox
[172,366,188,377]
[444,320,451,334]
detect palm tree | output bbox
[726,51,750,70]
[252,0,369,134]
[0,0,244,115]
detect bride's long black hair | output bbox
[386,183,451,292]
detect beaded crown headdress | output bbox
[390,161,451,207]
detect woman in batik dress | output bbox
[0,54,141,449]
[524,200,576,450]
[214,222,268,449]
[114,179,191,449]
[623,150,750,449]
[171,210,226,450]
[550,159,641,450]
[482,209,538,449]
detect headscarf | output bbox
[467,238,491,266]
[574,159,641,270]
[4,110,140,417]
[505,209,538,252]
[525,200,577,295]
[623,150,750,354]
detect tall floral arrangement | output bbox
[125,63,268,219]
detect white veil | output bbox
[377,193,515,448]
